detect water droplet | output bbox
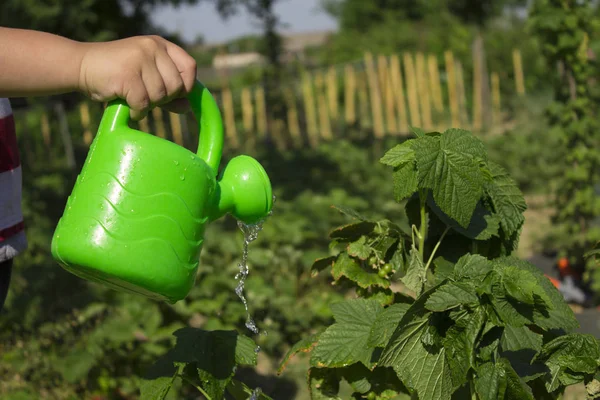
[173,160,179,166]
[249,387,263,400]
[180,175,185,181]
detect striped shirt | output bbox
[0,98,27,262]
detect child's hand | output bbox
[78,35,197,120]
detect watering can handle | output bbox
[103,80,223,175]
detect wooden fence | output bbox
[13,49,527,163]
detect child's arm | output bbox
[0,28,197,120]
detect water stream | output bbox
[235,218,264,336]
[234,196,275,400]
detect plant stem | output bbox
[470,379,477,400]
[418,189,427,261]
[424,226,451,273]
[180,374,212,399]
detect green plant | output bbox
[529,0,600,287]
[280,127,600,399]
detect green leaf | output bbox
[502,358,535,399]
[142,329,257,400]
[226,380,274,400]
[139,362,183,400]
[493,258,579,331]
[379,317,453,400]
[500,326,546,382]
[393,162,419,203]
[413,128,487,228]
[312,256,337,276]
[500,326,542,353]
[311,299,383,368]
[278,332,322,375]
[347,236,371,260]
[475,362,508,400]
[478,326,503,363]
[380,141,415,167]
[474,359,534,400]
[485,161,527,237]
[501,266,552,308]
[425,282,479,312]
[411,126,426,137]
[363,286,395,306]
[443,307,485,389]
[401,246,425,296]
[487,270,533,327]
[332,253,390,289]
[308,368,342,400]
[331,205,368,221]
[330,221,376,241]
[340,363,372,393]
[453,254,494,281]
[428,198,500,240]
[368,303,411,348]
[534,334,600,391]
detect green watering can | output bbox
[51,80,273,303]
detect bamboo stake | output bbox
[415,52,433,130]
[456,61,469,127]
[284,86,302,147]
[79,102,93,145]
[403,53,421,128]
[390,54,409,133]
[344,64,357,125]
[491,72,501,125]
[169,112,184,146]
[364,52,385,138]
[356,68,370,130]
[139,116,150,134]
[379,56,397,133]
[221,87,239,148]
[269,118,287,151]
[377,54,387,93]
[513,48,526,96]
[327,66,339,121]
[302,72,319,147]
[315,71,333,140]
[385,73,398,134]
[255,86,268,140]
[152,107,166,138]
[241,87,254,134]
[444,51,460,128]
[428,54,444,113]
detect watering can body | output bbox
[51,81,272,303]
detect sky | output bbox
[151,0,338,45]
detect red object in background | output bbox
[546,274,561,289]
[557,257,570,273]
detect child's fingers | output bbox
[125,75,151,120]
[162,40,197,94]
[141,63,168,107]
[154,47,185,102]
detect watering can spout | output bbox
[208,155,274,225]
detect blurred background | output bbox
[1,0,600,399]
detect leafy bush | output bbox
[280,127,600,399]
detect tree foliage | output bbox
[281,128,600,400]
[530,0,600,288]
